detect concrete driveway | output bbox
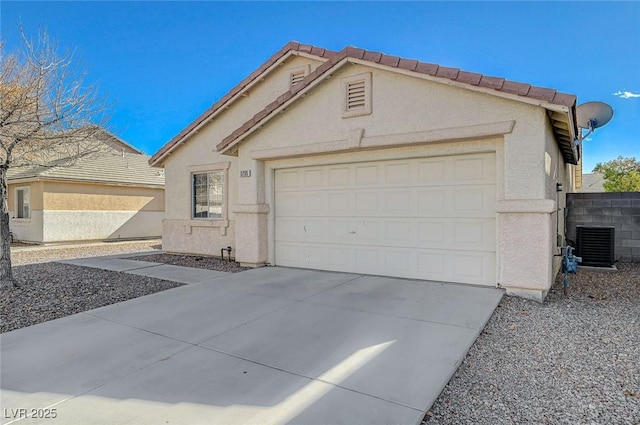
[1,266,502,425]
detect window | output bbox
[342,72,372,118]
[192,171,225,219]
[16,187,30,219]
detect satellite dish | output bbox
[575,101,613,144]
[576,101,613,130]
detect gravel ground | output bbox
[131,253,249,273]
[10,239,162,266]
[0,262,182,333]
[3,241,639,423]
[423,263,640,425]
[1,240,175,333]
[1,243,249,334]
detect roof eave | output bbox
[149,43,335,167]
[217,56,352,155]
[217,53,579,158]
[33,176,164,188]
[149,50,301,167]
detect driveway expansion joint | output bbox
[194,343,425,413]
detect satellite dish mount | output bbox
[574,101,613,146]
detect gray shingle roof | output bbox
[580,173,605,193]
[7,136,164,187]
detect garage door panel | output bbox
[354,248,380,273]
[278,217,494,251]
[384,221,414,245]
[276,218,339,242]
[355,164,381,186]
[453,186,495,216]
[328,192,352,214]
[383,249,417,276]
[276,169,303,190]
[277,242,495,285]
[304,245,328,267]
[384,161,413,184]
[417,186,495,218]
[328,220,351,241]
[384,191,414,215]
[280,188,495,218]
[275,217,302,240]
[453,156,494,181]
[355,220,380,241]
[452,220,495,251]
[328,247,351,268]
[303,168,326,188]
[417,251,451,280]
[417,154,495,186]
[417,159,447,183]
[417,189,448,215]
[275,153,496,286]
[355,192,379,214]
[277,242,302,264]
[328,166,350,187]
[417,221,448,246]
[302,193,327,215]
[453,253,496,284]
[275,192,300,215]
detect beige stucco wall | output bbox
[499,117,571,298]
[162,58,573,300]
[544,119,571,279]
[42,181,164,211]
[574,157,583,190]
[161,55,324,257]
[233,63,568,299]
[239,64,549,200]
[9,180,164,243]
[8,181,44,242]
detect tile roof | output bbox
[8,152,164,187]
[8,133,164,187]
[148,42,338,166]
[217,44,578,154]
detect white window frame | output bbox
[189,162,230,221]
[15,186,30,220]
[192,171,225,220]
[342,72,372,118]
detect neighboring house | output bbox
[9,130,164,243]
[150,42,582,301]
[579,172,605,192]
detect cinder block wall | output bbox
[566,192,640,263]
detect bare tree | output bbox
[0,27,110,288]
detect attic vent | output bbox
[288,64,310,89]
[347,81,366,110]
[576,226,615,267]
[342,72,372,118]
[290,70,306,87]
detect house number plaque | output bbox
[240,170,251,177]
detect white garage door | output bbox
[274,153,496,285]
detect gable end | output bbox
[216,44,578,164]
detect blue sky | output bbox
[2,1,639,172]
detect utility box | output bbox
[575,226,615,267]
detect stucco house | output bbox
[150,42,581,301]
[9,130,164,243]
